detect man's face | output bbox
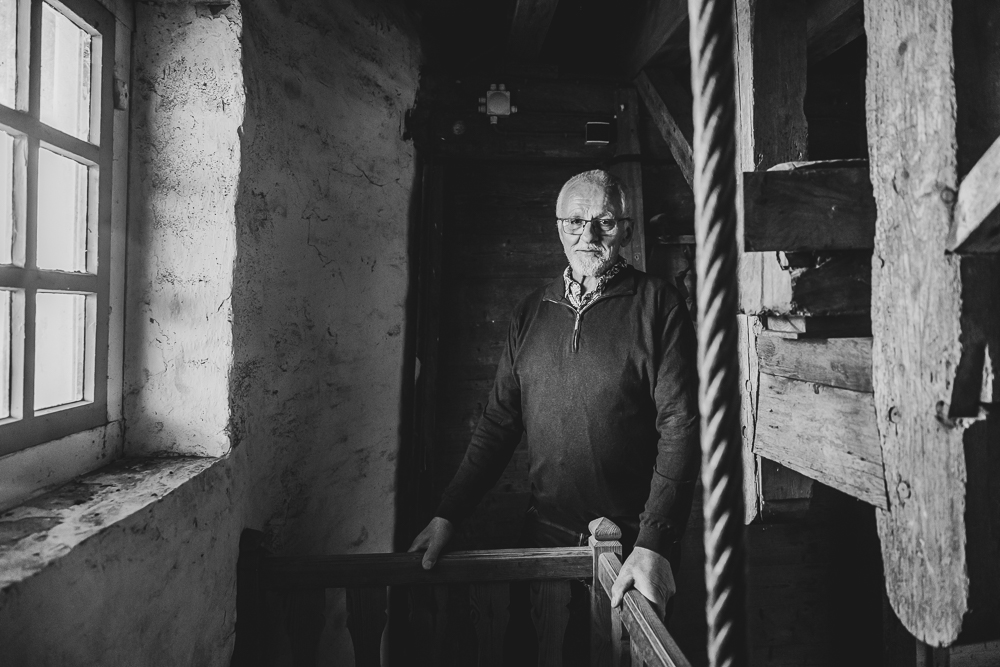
[556,184,632,278]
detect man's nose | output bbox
[579,220,599,243]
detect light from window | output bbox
[0,288,9,420]
[40,2,92,141]
[35,291,87,410]
[0,130,12,266]
[0,0,15,108]
[37,148,89,272]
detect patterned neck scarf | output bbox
[563,257,627,311]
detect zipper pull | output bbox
[573,312,582,351]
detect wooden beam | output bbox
[611,87,646,271]
[734,0,809,524]
[757,335,873,392]
[806,0,864,63]
[755,373,887,509]
[867,0,968,646]
[760,252,871,317]
[743,163,875,251]
[621,0,687,80]
[948,133,1000,253]
[506,0,561,62]
[634,70,694,188]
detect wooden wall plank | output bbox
[754,373,887,509]
[506,0,561,62]
[866,0,968,645]
[743,165,875,251]
[757,335,872,392]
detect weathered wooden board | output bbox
[754,373,887,509]
[734,0,809,315]
[620,0,687,79]
[764,314,871,339]
[866,0,968,645]
[761,251,871,317]
[757,335,872,392]
[505,0,560,62]
[743,166,875,251]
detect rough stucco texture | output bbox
[0,0,420,664]
[233,0,419,557]
[124,1,244,457]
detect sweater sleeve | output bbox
[634,299,701,556]
[434,305,527,525]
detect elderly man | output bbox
[410,169,699,617]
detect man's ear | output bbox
[621,222,634,245]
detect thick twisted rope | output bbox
[687,0,747,666]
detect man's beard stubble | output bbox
[568,245,614,278]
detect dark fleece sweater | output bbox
[435,265,700,556]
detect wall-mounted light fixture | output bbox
[478,84,518,125]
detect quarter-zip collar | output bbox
[543,264,639,351]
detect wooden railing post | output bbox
[346,586,388,667]
[589,517,624,667]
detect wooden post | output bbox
[470,583,510,667]
[530,581,572,667]
[346,587,388,667]
[611,87,647,272]
[867,0,1000,646]
[589,517,623,667]
[733,0,810,522]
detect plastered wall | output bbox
[0,0,420,663]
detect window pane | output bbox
[37,148,88,271]
[0,130,12,265]
[0,0,16,108]
[34,291,87,410]
[0,289,10,419]
[40,2,92,141]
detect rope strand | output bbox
[687,0,747,666]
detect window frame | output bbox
[0,0,115,456]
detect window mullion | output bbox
[27,0,41,120]
[20,287,34,420]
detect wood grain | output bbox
[742,166,875,251]
[263,547,592,589]
[597,553,692,667]
[754,373,887,509]
[589,525,623,667]
[757,335,872,392]
[866,0,968,644]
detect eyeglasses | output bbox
[557,217,631,235]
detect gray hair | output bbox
[556,169,629,218]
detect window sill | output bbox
[0,455,220,592]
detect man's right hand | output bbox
[407,517,455,570]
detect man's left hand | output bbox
[609,546,676,618]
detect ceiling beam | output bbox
[806,0,863,62]
[634,70,693,188]
[621,0,687,80]
[506,0,561,61]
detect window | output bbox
[0,0,115,456]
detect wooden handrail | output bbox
[596,552,692,667]
[263,546,592,589]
